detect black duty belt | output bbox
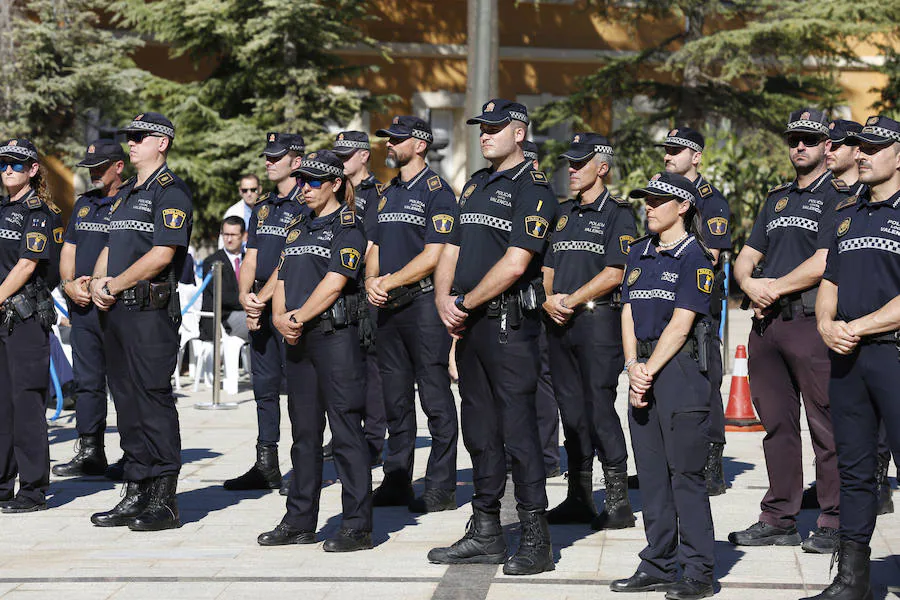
[860,330,899,345]
[120,281,173,311]
[304,295,360,333]
[383,276,433,311]
[637,337,700,360]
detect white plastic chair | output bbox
[174,283,201,390]
[192,324,249,395]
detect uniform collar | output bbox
[394,165,431,190]
[2,188,36,206]
[693,174,706,188]
[488,159,531,184]
[639,234,696,260]
[791,170,831,193]
[85,188,114,206]
[860,187,900,210]
[358,173,377,189]
[134,163,169,191]
[308,204,345,230]
[274,184,303,205]
[572,188,609,213]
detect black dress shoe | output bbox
[257,523,316,546]
[610,570,675,593]
[323,529,372,552]
[665,577,714,600]
[728,521,800,546]
[0,497,48,514]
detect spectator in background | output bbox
[203,216,249,342]
[218,174,260,248]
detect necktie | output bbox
[233,256,241,277]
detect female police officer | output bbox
[0,138,62,514]
[258,150,373,552]
[612,172,715,600]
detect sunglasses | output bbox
[786,134,825,148]
[240,187,258,194]
[0,162,27,173]
[125,131,162,144]
[297,177,332,189]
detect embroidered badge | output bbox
[697,268,714,294]
[556,215,568,232]
[162,208,186,229]
[837,217,851,237]
[287,230,300,244]
[774,197,789,213]
[340,248,361,270]
[26,232,47,253]
[707,217,728,236]
[427,176,442,192]
[627,268,641,286]
[525,215,549,239]
[77,206,90,218]
[52,227,63,244]
[619,235,635,255]
[257,205,270,222]
[432,214,454,233]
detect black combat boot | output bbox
[105,456,126,481]
[224,444,282,491]
[591,466,636,530]
[503,509,554,575]
[877,452,894,516]
[91,480,151,527]
[546,471,597,525]
[129,474,180,531]
[372,471,413,507]
[427,509,507,564]
[704,442,727,496]
[323,529,373,552]
[802,540,872,600]
[53,434,108,477]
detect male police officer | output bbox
[89,112,192,531]
[429,100,557,575]
[228,132,306,492]
[333,130,386,465]
[543,133,638,530]
[808,114,900,600]
[731,109,849,553]
[658,126,732,496]
[54,140,126,478]
[366,116,459,512]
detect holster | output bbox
[740,263,765,311]
[306,295,360,334]
[3,281,55,334]
[384,276,433,311]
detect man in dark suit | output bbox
[201,216,248,341]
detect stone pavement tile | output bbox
[718,546,803,584]
[321,582,438,600]
[0,585,18,597]
[217,582,333,600]
[1,582,123,600]
[109,582,229,599]
[486,582,616,600]
[717,586,816,600]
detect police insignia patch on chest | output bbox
[525,215,549,238]
[78,206,90,218]
[432,214,454,233]
[556,215,568,231]
[627,268,641,286]
[427,176,442,191]
[619,235,635,255]
[258,205,270,222]
[162,208,186,229]
[340,248,361,270]
[26,232,47,253]
[53,227,63,244]
[378,197,387,212]
[774,197,789,213]
[837,217,851,236]
[707,217,728,236]
[697,268,714,294]
[287,229,300,244]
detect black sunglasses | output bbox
[240,187,258,194]
[786,134,825,148]
[0,161,27,173]
[126,131,162,144]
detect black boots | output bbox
[129,474,180,531]
[802,540,872,600]
[704,442,727,496]
[546,471,597,525]
[372,471,414,507]
[224,444,282,490]
[408,488,457,514]
[876,452,894,516]
[91,480,151,527]
[322,529,373,552]
[591,467,636,530]
[53,434,108,477]
[503,509,554,575]
[428,509,507,565]
[257,523,316,546]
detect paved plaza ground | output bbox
[1,310,898,599]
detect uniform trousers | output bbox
[707,318,725,445]
[377,293,457,490]
[829,342,900,545]
[536,326,560,472]
[748,313,839,529]
[103,305,181,481]
[249,310,286,446]
[283,325,372,532]
[458,311,547,514]
[363,304,386,460]
[630,351,714,584]
[0,317,50,503]
[69,304,108,437]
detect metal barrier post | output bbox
[722,251,731,373]
[196,261,237,410]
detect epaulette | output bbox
[427,175,442,192]
[630,233,651,244]
[156,171,175,188]
[768,182,791,195]
[835,195,858,211]
[121,176,135,187]
[286,213,305,230]
[698,183,713,198]
[530,171,550,186]
[831,178,850,193]
[375,182,387,194]
[25,196,42,210]
[46,201,61,214]
[340,207,356,228]
[612,195,630,206]
[256,192,271,205]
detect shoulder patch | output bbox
[52,227,63,244]
[427,176,442,192]
[698,183,713,198]
[47,201,61,214]
[26,232,47,253]
[256,192,271,205]
[375,182,387,195]
[340,209,356,228]
[831,178,850,193]
[612,195,629,206]
[25,196,42,210]
[286,213,305,230]
[530,171,550,186]
[767,182,791,195]
[835,196,858,211]
[340,248,361,270]
[630,233,650,244]
[162,208,187,229]
[156,172,175,188]
[619,235,635,255]
[697,268,714,294]
[707,217,728,236]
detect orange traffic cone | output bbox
[724,345,765,432]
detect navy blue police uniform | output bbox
[0,138,61,512]
[621,173,715,588]
[333,131,386,464]
[544,134,637,528]
[275,152,371,545]
[732,110,848,543]
[370,116,459,508]
[99,113,192,530]
[245,133,309,454]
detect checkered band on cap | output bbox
[646,180,695,203]
[126,119,175,138]
[594,144,614,155]
[0,145,37,160]
[663,136,702,152]
[300,160,344,177]
[411,129,434,143]
[508,110,529,124]
[786,120,829,135]
[523,149,538,160]
[861,125,900,143]
[334,139,369,151]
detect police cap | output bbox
[332,131,370,156]
[521,140,539,162]
[558,132,614,162]
[846,115,900,146]
[466,99,529,126]
[260,132,305,158]
[783,108,830,138]
[655,126,704,152]
[375,116,433,145]
[290,150,345,180]
[0,138,38,162]
[117,112,175,139]
[75,139,126,168]
[827,119,863,145]
[629,172,698,205]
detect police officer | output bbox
[227,132,307,492]
[54,140,126,478]
[429,99,556,575]
[333,130,386,465]
[806,115,900,600]
[658,126,732,496]
[366,116,459,513]
[542,133,637,530]
[258,150,372,552]
[611,172,715,599]
[731,109,848,553]
[0,139,62,513]
[88,112,192,531]
[523,140,561,478]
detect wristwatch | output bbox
[102,282,112,297]
[454,295,471,314]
